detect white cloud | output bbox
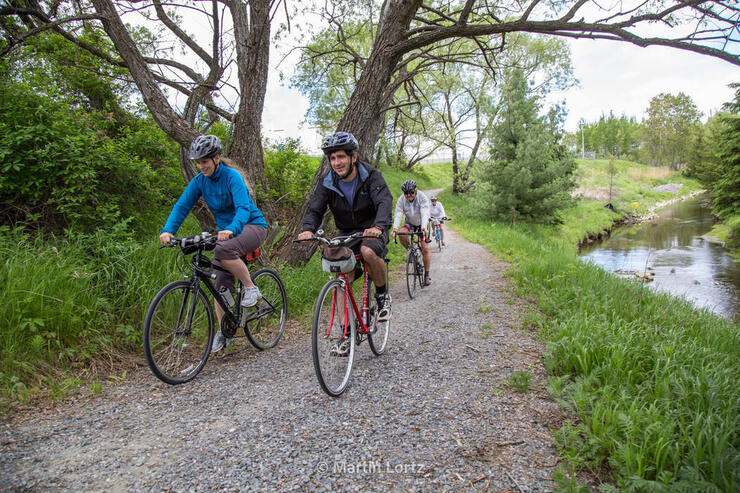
[552,40,739,132]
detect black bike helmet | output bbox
[321,132,359,156]
[401,179,417,193]
[189,134,223,160]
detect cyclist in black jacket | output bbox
[298,132,393,322]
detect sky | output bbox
[261,38,739,151]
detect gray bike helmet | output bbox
[401,179,417,193]
[189,135,223,160]
[321,132,359,156]
[431,195,438,200]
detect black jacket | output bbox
[302,161,393,233]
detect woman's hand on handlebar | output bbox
[217,230,234,241]
[159,232,174,245]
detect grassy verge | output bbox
[440,177,739,490]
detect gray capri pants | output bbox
[213,224,267,291]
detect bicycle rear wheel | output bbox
[367,276,390,356]
[243,269,287,350]
[143,280,213,385]
[406,249,418,299]
[312,279,355,397]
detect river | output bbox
[579,195,740,321]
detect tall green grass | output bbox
[0,224,175,405]
[442,189,739,491]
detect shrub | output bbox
[0,81,176,232]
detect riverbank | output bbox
[568,159,705,249]
[576,188,707,249]
[440,189,739,492]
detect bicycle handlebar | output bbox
[293,230,377,247]
[393,229,426,244]
[162,232,218,252]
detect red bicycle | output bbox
[297,231,390,396]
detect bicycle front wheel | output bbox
[143,280,214,385]
[406,249,418,299]
[436,228,442,252]
[416,250,426,288]
[243,268,287,350]
[312,279,355,397]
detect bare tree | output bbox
[276,0,739,262]
[2,0,280,228]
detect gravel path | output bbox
[1,225,562,491]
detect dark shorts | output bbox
[214,224,267,291]
[399,222,422,233]
[339,229,389,259]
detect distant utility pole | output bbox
[579,118,586,159]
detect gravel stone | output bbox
[1,225,563,492]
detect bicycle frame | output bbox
[188,252,272,330]
[328,254,372,340]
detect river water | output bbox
[580,195,740,321]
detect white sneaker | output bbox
[329,336,351,357]
[211,330,234,353]
[376,293,391,322]
[241,286,262,307]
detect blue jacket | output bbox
[161,163,267,236]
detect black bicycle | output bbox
[143,232,287,384]
[396,230,426,299]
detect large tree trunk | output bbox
[273,0,423,264]
[90,0,272,233]
[228,0,271,212]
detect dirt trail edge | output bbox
[2,227,562,492]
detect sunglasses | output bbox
[404,191,416,196]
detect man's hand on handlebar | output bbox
[297,230,314,241]
[391,227,398,240]
[159,232,174,245]
[363,226,382,237]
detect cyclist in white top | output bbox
[391,179,433,286]
[429,195,447,246]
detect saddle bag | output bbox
[321,246,356,273]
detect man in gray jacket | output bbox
[391,179,432,286]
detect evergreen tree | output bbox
[475,69,576,224]
[712,114,740,219]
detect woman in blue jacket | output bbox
[159,135,268,352]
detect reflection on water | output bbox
[580,195,740,321]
